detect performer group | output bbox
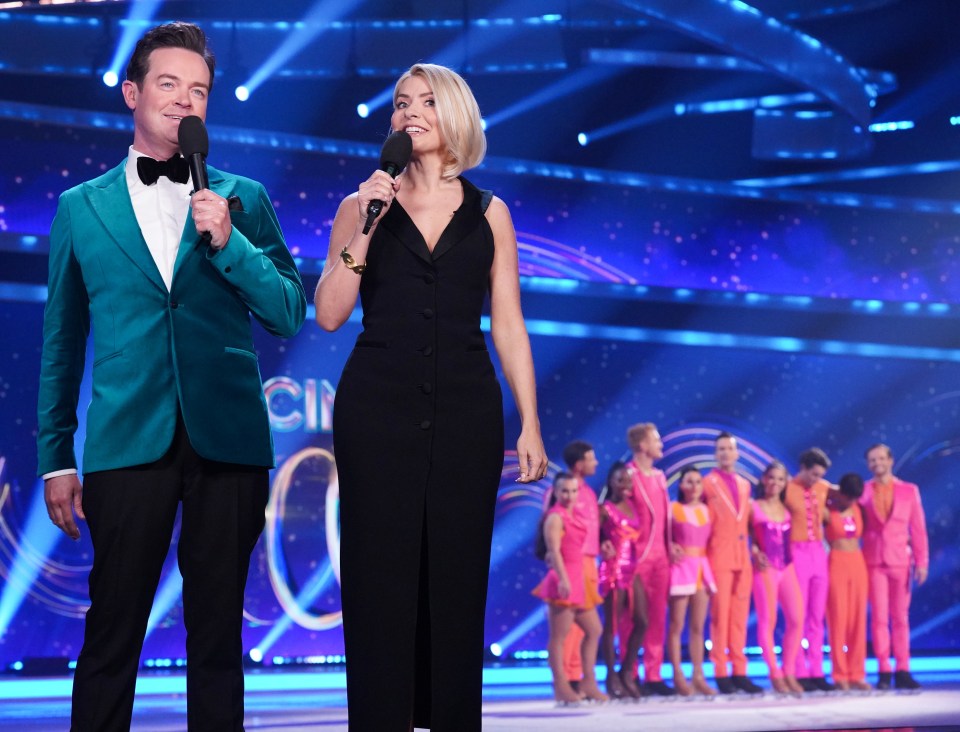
[533,429,930,704]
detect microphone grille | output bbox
[380,130,413,169]
[178,115,209,158]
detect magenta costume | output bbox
[669,502,717,596]
[533,504,588,607]
[598,501,641,595]
[751,502,804,680]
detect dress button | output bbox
[420,420,432,430]
[170,301,179,309]
[422,308,434,319]
[421,382,433,394]
[424,273,436,284]
[422,346,433,356]
[224,266,232,273]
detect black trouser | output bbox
[71,415,269,732]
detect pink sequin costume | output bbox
[598,501,641,596]
[669,502,717,597]
[533,504,588,607]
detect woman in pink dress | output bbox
[667,467,718,696]
[533,472,608,704]
[598,461,641,698]
[750,460,805,694]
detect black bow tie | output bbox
[137,154,190,185]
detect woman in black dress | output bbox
[314,63,548,731]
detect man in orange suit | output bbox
[702,432,761,694]
[860,444,929,690]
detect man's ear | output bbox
[121,80,138,111]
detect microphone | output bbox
[178,115,209,192]
[363,131,413,235]
[178,115,211,243]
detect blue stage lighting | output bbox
[577,132,588,146]
[102,0,162,90]
[249,649,263,663]
[868,120,914,132]
[144,567,183,639]
[356,103,369,118]
[489,643,503,657]
[0,475,66,639]
[235,86,250,102]
[239,0,363,99]
[101,70,118,87]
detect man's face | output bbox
[122,47,211,160]
[641,430,663,460]
[715,437,738,470]
[866,447,893,478]
[578,449,599,477]
[798,464,827,487]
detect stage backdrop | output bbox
[0,120,958,671]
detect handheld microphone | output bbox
[178,115,211,243]
[363,131,413,235]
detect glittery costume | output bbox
[599,501,641,595]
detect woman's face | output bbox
[554,477,579,508]
[679,470,703,503]
[610,468,632,501]
[392,74,442,155]
[762,466,787,499]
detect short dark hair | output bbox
[838,472,865,500]
[562,440,593,469]
[799,447,831,470]
[676,466,701,504]
[865,443,893,460]
[126,21,215,91]
[715,431,736,444]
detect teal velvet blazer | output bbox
[37,160,307,475]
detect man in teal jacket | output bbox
[37,22,306,731]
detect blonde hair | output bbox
[393,63,486,180]
[626,422,658,452]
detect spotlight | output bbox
[356,103,369,118]
[249,648,263,663]
[102,70,119,87]
[480,118,487,131]
[577,132,588,146]
[235,86,250,102]
[489,643,503,658]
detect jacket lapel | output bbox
[84,161,166,293]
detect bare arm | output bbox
[313,170,400,331]
[485,196,547,483]
[544,513,569,598]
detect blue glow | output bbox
[255,560,338,657]
[577,132,587,146]
[0,476,64,638]
[489,643,503,657]
[356,103,369,118]
[101,70,118,88]
[235,86,250,102]
[104,1,163,88]
[144,567,183,639]
[493,606,546,656]
[241,0,364,97]
[869,120,915,132]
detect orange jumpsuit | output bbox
[825,507,868,684]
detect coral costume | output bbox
[669,502,717,596]
[702,469,753,678]
[825,507,868,684]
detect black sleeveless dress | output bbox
[334,177,504,731]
